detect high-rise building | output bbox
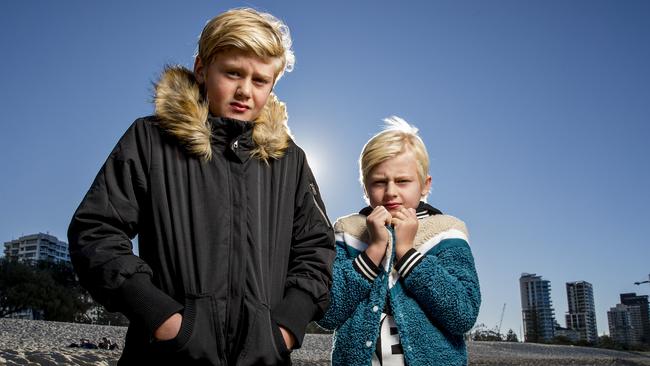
[520,273,556,342]
[620,293,650,344]
[608,303,643,346]
[3,233,70,263]
[565,281,598,343]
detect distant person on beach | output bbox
[80,338,98,349]
[68,8,334,365]
[317,117,481,365]
[98,337,118,350]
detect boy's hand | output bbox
[154,313,182,341]
[279,326,295,350]
[366,206,392,266]
[392,207,418,260]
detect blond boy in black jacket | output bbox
[68,8,334,365]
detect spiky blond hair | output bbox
[359,116,430,190]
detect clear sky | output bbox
[1,0,649,339]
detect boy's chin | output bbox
[210,109,261,122]
[221,114,255,122]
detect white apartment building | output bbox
[3,232,70,263]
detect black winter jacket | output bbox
[68,68,335,365]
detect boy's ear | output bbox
[421,175,432,197]
[193,57,205,84]
[362,184,370,204]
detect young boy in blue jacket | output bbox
[318,116,481,366]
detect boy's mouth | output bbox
[230,102,250,112]
[384,203,401,210]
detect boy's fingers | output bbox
[384,213,392,226]
[368,205,398,226]
[368,206,382,219]
[392,209,408,220]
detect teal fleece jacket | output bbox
[318,204,481,366]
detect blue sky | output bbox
[1,0,648,339]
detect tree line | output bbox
[469,322,650,352]
[0,258,128,326]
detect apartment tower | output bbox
[520,273,556,342]
[565,281,598,343]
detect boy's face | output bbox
[364,150,432,217]
[194,48,277,122]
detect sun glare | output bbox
[302,142,327,184]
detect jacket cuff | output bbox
[395,248,424,279]
[353,252,380,282]
[271,287,317,349]
[117,273,184,336]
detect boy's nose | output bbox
[385,182,397,196]
[236,82,251,99]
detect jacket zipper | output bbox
[309,183,332,228]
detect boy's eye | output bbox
[253,78,270,86]
[226,71,240,77]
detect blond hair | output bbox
[360,116,430,192]
[196,8,295,82]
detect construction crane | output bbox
[497,303,506,335]
[634,273,650,286]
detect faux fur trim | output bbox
[251,93,293,161]
[153,65,292,162]
[154,66,211,160]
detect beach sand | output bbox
[2,318,649,365]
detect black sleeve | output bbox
[67,119,183,335]
[271,148,335,348]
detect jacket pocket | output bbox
[236,297,289,366]
[151,293,225,364]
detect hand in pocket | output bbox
[154,313,183,341]
[279,326,295,350]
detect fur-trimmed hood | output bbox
[153,66,292,162]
